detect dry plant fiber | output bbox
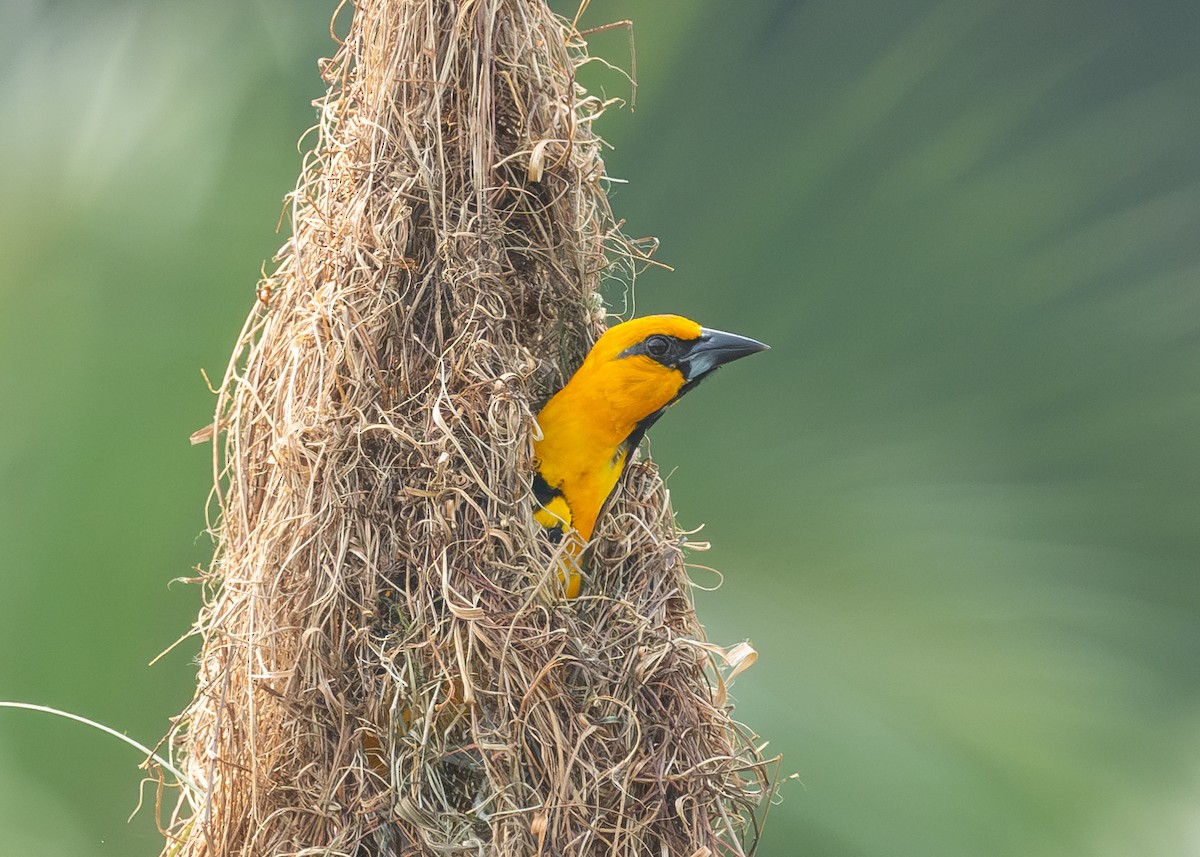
[160,1,773,855]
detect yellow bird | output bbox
[533,314,769,597]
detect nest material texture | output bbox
[162,2,771,855]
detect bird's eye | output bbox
[644,335,671,358]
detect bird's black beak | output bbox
[681,327,770,382]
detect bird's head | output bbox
[570,314,770,434]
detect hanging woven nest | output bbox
[160,2,773,854]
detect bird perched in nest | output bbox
[533,314,768,597]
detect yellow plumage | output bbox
[533,315,767,597]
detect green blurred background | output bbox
[2,0,1199,854]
